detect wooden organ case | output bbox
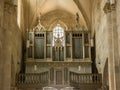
[26,21,92,85]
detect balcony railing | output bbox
[69,71,102,89]
[16,71,49,88]
[16,71,102,89]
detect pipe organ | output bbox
[25,21,92,85]
[27,31,90,61]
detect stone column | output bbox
[107,13,116,90]
[0,0,4,27]
[0,0,4,90]
[2,1,17,90]
[116,0,120,89]
[103,2,116,90]
[104,1,120,90]
[0,28,4,90]
[2,39,11,90]
[110,2,120,90]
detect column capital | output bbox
[4,1,17,14]
[103,2,116,14]
[111,4,116,11]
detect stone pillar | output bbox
[0,29,4,90]
[116,0,120,89]
[0,0,22,90]
[2,1,17,90]
[107,13,116,90]
[2,39,11,90]
[0,0,4,90]
[103,2,116,90]
[110,2,120,90]
[2,2,11,90]
[104,1,120,90]
[0,0,4,27]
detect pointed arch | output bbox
[49,20,68,31]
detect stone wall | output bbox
[0,0,22,90]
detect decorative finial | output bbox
[33,12,46,31]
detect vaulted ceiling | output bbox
[22,0,92,30]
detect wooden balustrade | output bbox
[16,71,49,88]
[69,71,102,88]
[16,71,102,89]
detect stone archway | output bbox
[103,58,109,90]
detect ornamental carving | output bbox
[103,2,116,14]
[103,2,111,14]
[111,4,116,11]
[4,1,17,14]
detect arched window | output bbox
[52,24,64,46]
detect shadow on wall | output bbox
[91,35,98,73]
[102,58,109,90]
